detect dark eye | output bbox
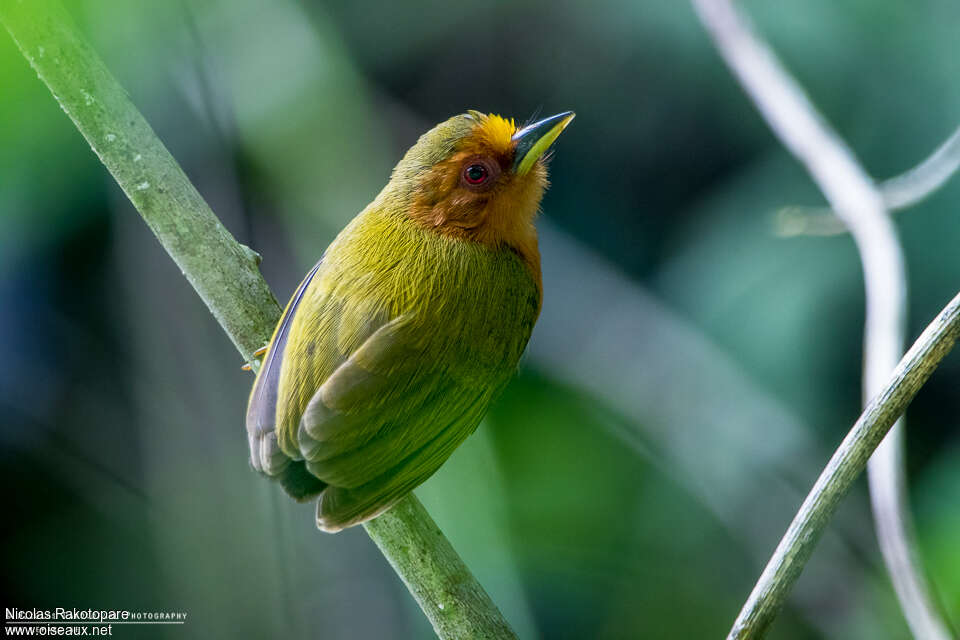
[463,164,488,185]
[460,156,500,190]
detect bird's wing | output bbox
[246,259,323,477]
[295,312,508,531]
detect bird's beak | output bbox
[512,111,575,176]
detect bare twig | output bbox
[732,289,960,638]
[883,126,960,209]
[691,1,954,638]
[364,498,519,639]
[531,224,901,638]
[0,1,517,637]
[776,124,960,237]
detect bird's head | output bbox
[384,110,574,270]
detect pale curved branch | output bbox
[0,1,517,638]
[775,125,960,237]
[690,1,954,638]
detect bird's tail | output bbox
[278,460,327,502]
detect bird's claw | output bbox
[241,344,270,371]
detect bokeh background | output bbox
[2,1,959,638]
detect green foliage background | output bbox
[1,1,958,638]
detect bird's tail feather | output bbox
[278,461,327,502]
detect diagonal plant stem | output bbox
[776,124,960,237]
[0,1,517,638]
[727,289,960,638]
[691,1,955,638]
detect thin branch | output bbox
[0,2,517,638]
[364,498,519,639]
[728,289,960,638]
[691,1,954,639]
[775,124,960,237]
[883,125,960,208]
[4,5,279,361]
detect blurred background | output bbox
[2,0,959,638]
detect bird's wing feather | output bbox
[295,312,508,529]
[315,392,491,531]
[246,259,323,476]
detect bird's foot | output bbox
[241,344,269,371]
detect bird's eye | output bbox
[460,157,500,190]
[464,164,488,185]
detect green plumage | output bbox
[247,114,545,531]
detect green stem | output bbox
[0,2,517,638]
[727,289,960,638]
[692,1,953,637]
[365,497,519,639]
[1,0,279,361]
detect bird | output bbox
[246,110,574,532]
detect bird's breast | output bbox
[330,206,541,368]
